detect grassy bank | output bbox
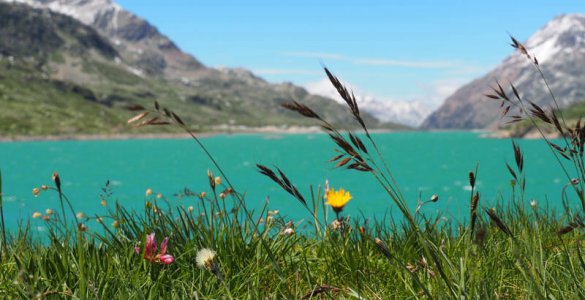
[1,179,583,299]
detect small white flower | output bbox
[530,200,537,208]
[330,219,342,231]
[196,248,217,270]
[282,227,295,236]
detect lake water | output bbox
[0,132,575,231]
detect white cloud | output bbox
[281,51,347,60]
[412,78,468,106]
[252,68,321,75]
[282,51,469,69]
[354,59,461,69]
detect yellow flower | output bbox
[100,199,107,207]
[145,188,153,196]
[32,188,40,197]
[326,188,352,213]
[32,212,42,219]
[45,209,54,215]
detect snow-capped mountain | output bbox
[5,0,120,26]
[2,0,205,78]
[305,79,433,127]
[422,13,585,129]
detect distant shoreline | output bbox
[0,126,335,142]
[0,126,409,142]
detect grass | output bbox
[2,39,585,298]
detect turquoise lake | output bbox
[0,132,576,231]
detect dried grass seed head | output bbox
[196,248,217,270]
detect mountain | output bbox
[422,14,585,129]
[305,78,431,126]
[4,0,204,78]
[0,1,397,137]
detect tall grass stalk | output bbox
[0,169,6,252]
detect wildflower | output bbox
[78,223,87,232]
[199,192,206,199]
[195,248,216,270]
[100,199,107,207]
[32,188,40,197]
[530,200,537,208]
[326,188,352,213]
[32,212,42,219]
[112,220,120,228]
[331,219,342,231]
[188,206,194,213]
[145,188,153,196]
[76,212,85,220]
[156,193,163,199]
[207,170,215,188]
[42,215,50,221]
[282,227,295,236]
[430,194,439,202]
[196,248,217,271]
[138,233,174,265]
[219,192,226,200]
[214,176,222,186]
[41,185,48,191]
[45,209,54,215]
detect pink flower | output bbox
[158,254,175,264]
[138,233,174,264]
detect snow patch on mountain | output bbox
[3,0,121,25]
[305,78,433,126]
[524,13,585,64]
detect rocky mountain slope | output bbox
[0,1,398,136]
[422,14,585,129]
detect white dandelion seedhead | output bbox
[196,248,217,270]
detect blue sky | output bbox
[116,0,583,106]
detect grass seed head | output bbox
[196,248,217,271]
